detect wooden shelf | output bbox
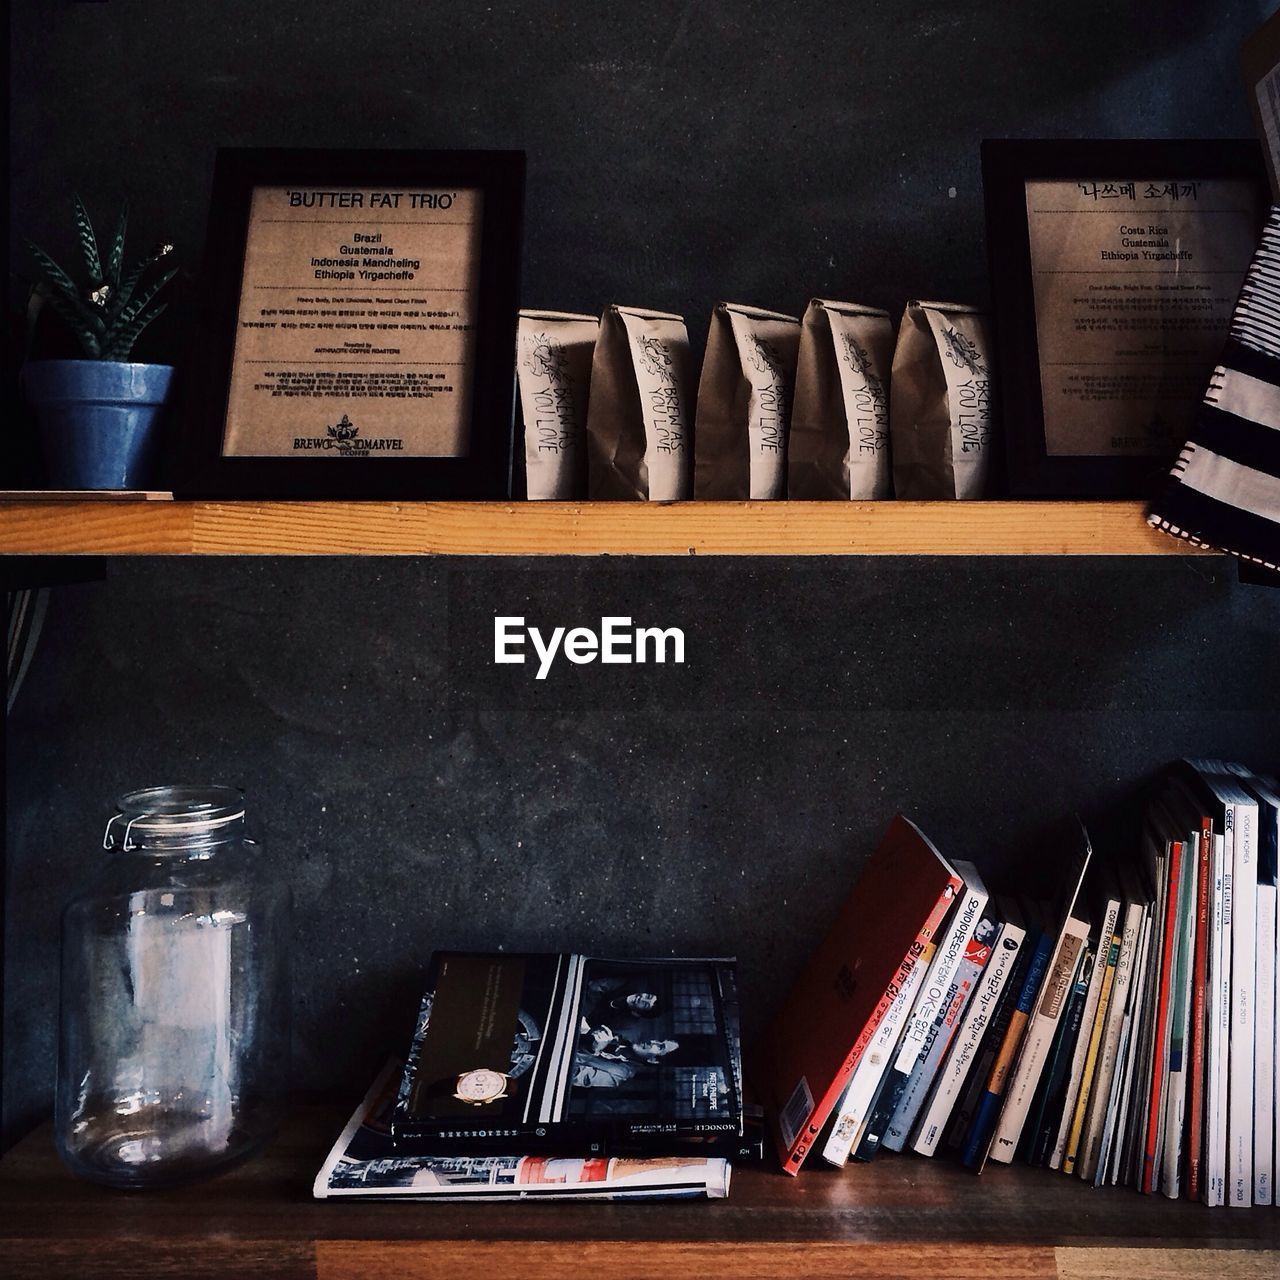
[0,498,1214,557]
[0,1107,1273,1279]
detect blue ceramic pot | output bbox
[24,360,175,490]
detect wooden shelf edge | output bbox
[0,499,1217,557]
[1,1110,1276,1278]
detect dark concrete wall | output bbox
[6,2,1280,1142]
[8,0,1267,361]
[5,557,1279,1140]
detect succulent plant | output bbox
[26,196,176,361]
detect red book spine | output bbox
[778,873,962,1175]
[1142,838,1183,1195]
[1186,819,1212,1202]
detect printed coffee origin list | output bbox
[221,185,484,458]
[1025,179,1260,457]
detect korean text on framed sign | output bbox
[982,139,1265,497]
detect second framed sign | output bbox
[983,139,1265,497]
[182,148,524,499]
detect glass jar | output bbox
[56,785,291,1188]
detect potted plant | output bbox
[23,197,177,489]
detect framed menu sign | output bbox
[182,148,524,499]
[983,140,1265,496]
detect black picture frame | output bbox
[179,147,524,500]
[982,139,1266,498]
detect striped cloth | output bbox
[1148,207,1280,570]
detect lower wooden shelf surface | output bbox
[0,1107,1273,1279]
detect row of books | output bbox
[316,952,753,1200]
[759,759,1279,1207]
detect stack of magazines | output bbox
[760,768,1279,1207]
[316,952,752,1201]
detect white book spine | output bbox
[889,883,987,1081]
[988,916,1091,1164]
[1227,804,1256,1208]
[1206,830,1228,1207]
[1254,881,1276,1206]
[912,921,1027,1157]
[1051,898,1119,1170]
[1080,899,1145,1181]
[820,950,929,1166]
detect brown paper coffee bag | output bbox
[788,299,894,499]
[586,305,694,500]
[516,310,598,500]
[694,303,800,499]
[890,301,994,500]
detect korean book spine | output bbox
[883,899,998,1152]
[914,913,1027,1158]
[854,862,988,1161]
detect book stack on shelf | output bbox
[315,951,752,1201]
[761,765,1279,1207]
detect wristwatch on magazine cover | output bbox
[426,1067,515,1106]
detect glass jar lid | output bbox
[104,785,247,854]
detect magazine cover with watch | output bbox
[315,1060,732,1200]
[391,952,745,1157]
